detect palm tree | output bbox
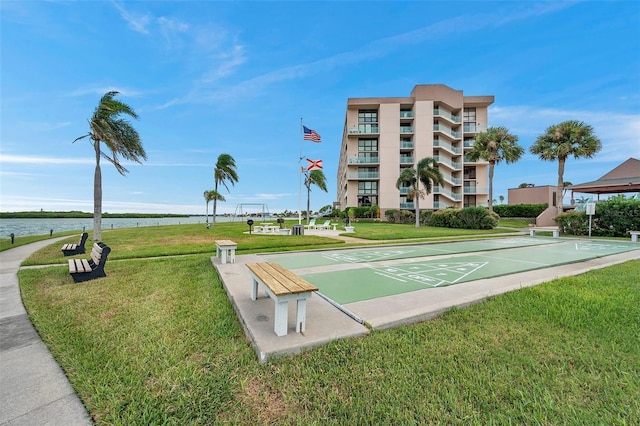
[73,91,146,241]
[203,190,219,225]
[466,126,523,213]
[304,169,328,223]
[396,157,444,227]
[530,120,602,214]
[212,153,238,225]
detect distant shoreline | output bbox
[0,211,194,219]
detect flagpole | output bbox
[298,117,303,225]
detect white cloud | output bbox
[0,154,93,165]
[112,1,151,34]
[489,105,640,162]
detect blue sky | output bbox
[1,1,639,215]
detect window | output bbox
[464,166,476,180]
[358,110,378,123]
[358,181,378,194]
[358,139,378,151]
[463,107,476,123]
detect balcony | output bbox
[463,124,487,133]
[434,139,461,154]
[433,108,461,123]
[441,172,462,185]
[463,186,489,194]
[400,202,414,209]
[400,111,414,118]
[399,187,411,195]
[434,124,461,139]
[399,156,414,165]
[434,186,462,201]
[434,155,461,170]
[400,126,414,134]
[347,172,380,180]
[348,156,379,164]
[400,141,414,149]
[434,201,454,209]
[348,125,380,135]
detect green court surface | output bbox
[262,238,639,305]
[265,237,564,269]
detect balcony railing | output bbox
[400,126,414,133]
[463,186,488,194]
[434,140,461,154]
[434,124,461,139]
[347,172,380,179]
[400,141,414,149]
[441,172,462,185]
[433,108,461,123]
[463,124,487,133]
[400,111,414,118]
[348,126,379,134]
[434,186,462,201]
[434,155,461,170]
[434,201,454,209]
[400,202,414,209]
[348,156,379,164]
[399,157,414,164]
[399,187,411,195]
[463,139,475,148]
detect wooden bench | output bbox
[629,231,640,243]
[246,262,318,337]
[529,226,560,238]
[68,242,111,283]
[61,232,89,256]
[215,240,237,264]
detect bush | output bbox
[554,211,589,236]
[493,203,547,218]
[420,210,433,226]
[429,208,461,228]
[429,207,498,229]
[554,195,640,237]
[385,209,399,223]
[592,196,640,237]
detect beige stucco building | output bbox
[337,84,493,217]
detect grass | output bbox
[13,222,640,423]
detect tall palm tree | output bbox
[530,120,601,214]
[466,126,523,212]
[74,91,146,241]
[304,169,328,222]
[396,157,444,227]
[212,153,238,225]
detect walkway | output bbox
[0,239,92,426]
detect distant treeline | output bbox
[0,211,191,219]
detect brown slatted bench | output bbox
[246,262,318,337]
[61,232,89,256]
[68,242,111,283]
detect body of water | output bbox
[0,216,243,237]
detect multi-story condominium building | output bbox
[337,84,494,217]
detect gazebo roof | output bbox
[567,158,640,194]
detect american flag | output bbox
[303,126,321,143]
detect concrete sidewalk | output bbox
[0,239,92,426]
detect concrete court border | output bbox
[214,237,639,363]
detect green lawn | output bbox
[15,223,640,424]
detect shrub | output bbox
[429,207,498,229]
[420,210,433,226]
[385,209,399,223]
[554,211,589,236]
[493,203,547,218]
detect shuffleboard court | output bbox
[262,239,639,305]
[262,237,564,269]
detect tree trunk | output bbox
[488,161,495,213]
[414,184,420,228]
[557,157,566,215]
[93,140,102,241]
[212,181,218,225]
[205,201,209,224]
